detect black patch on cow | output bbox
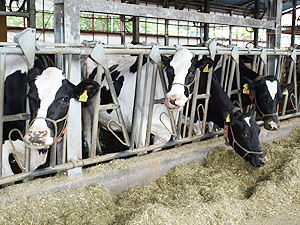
[100,75,125,114]
[9,154,22,174]
[89,64,120,82]
[111,70,121,81]
[130,55,147,74]
[109,64,118,72]
[27,80,41,123]
[46,79,74,134]
[4,70,27,141]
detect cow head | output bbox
[164,49,213,110]
[242,75,294,130]
[25,67,99,149]
[225,106,267,167]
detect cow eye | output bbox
[61,96,70,103]
[244,132,251,138]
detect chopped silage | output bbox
[0,126,300,224]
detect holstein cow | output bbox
[2,55,99,177]
[82,53,176,150]
[214,55,294,130]
[164,52,268,167]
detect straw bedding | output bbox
[0,125,300,224]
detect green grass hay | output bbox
[1,126,300,224]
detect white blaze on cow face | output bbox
[29,67,65,145]
[265,80,278,100]
[244,116,251,127]
[165,49,194,108]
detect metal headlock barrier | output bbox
[0,33,300,186]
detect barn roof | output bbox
[139,0,300,16]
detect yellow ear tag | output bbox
[203,64,210,73]
[79,90,88,102]
[243,83,250,94]
[226,114,231,123]
[282,88,288,95]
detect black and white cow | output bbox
[164,51,268,167]
[2,55,99,177]
[82,53,178,150]
[214,55,294,130]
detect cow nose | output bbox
[269,122,279,130]
[28,130,48,145]
[257,156,268,167]
[169,99,177,106]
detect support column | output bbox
[267,0,282,75]
[132,0,140,44]
[27,0,36,28]
[64,0,82,177]
[204,0,210,42]
[253,0,260,47]
[0,0,6,42]
[291,0,296,47]
[54,0,64,44]
[164,19,169,46]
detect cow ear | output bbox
[241,76,257,91]
[73,79,100,102]
[28,68,42,83]
[197,57,214,72]
[280,83,294,95]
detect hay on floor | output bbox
[0,126,300,224]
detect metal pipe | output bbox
[90,65,103,158]
[0,53,5,178]
[131,54,144,149]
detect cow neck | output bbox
[207,76,236,128]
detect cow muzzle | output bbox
[255,155,269,168]
[26,128,52,148]
[264,118,279,131]
[164,97,183,111]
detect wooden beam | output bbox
[80,1,276,29]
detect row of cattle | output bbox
[2,48,293,178]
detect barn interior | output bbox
[1,0,300,214]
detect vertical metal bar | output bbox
[67,54,72,79]
[104,67,130,147]
[138,55,149,147]
[0,53,5,178]
[145,63,158,146]
[223,55,231,92]
[201,69,213,135]
[235,61,243,109]
[90,64,103,158]
[252,55,258,72]
[282,60,294,116]
[293,62,298,111]
[188,69,201,138]
[219,55,227,89]
[164,19,169,46]
[130,54,143,149]
[275,55,282,79]
[226,60,236,98]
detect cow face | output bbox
[226,107,268,167]
[164,49,213,110]
[243,75,294,130]
[25,67,99,149]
